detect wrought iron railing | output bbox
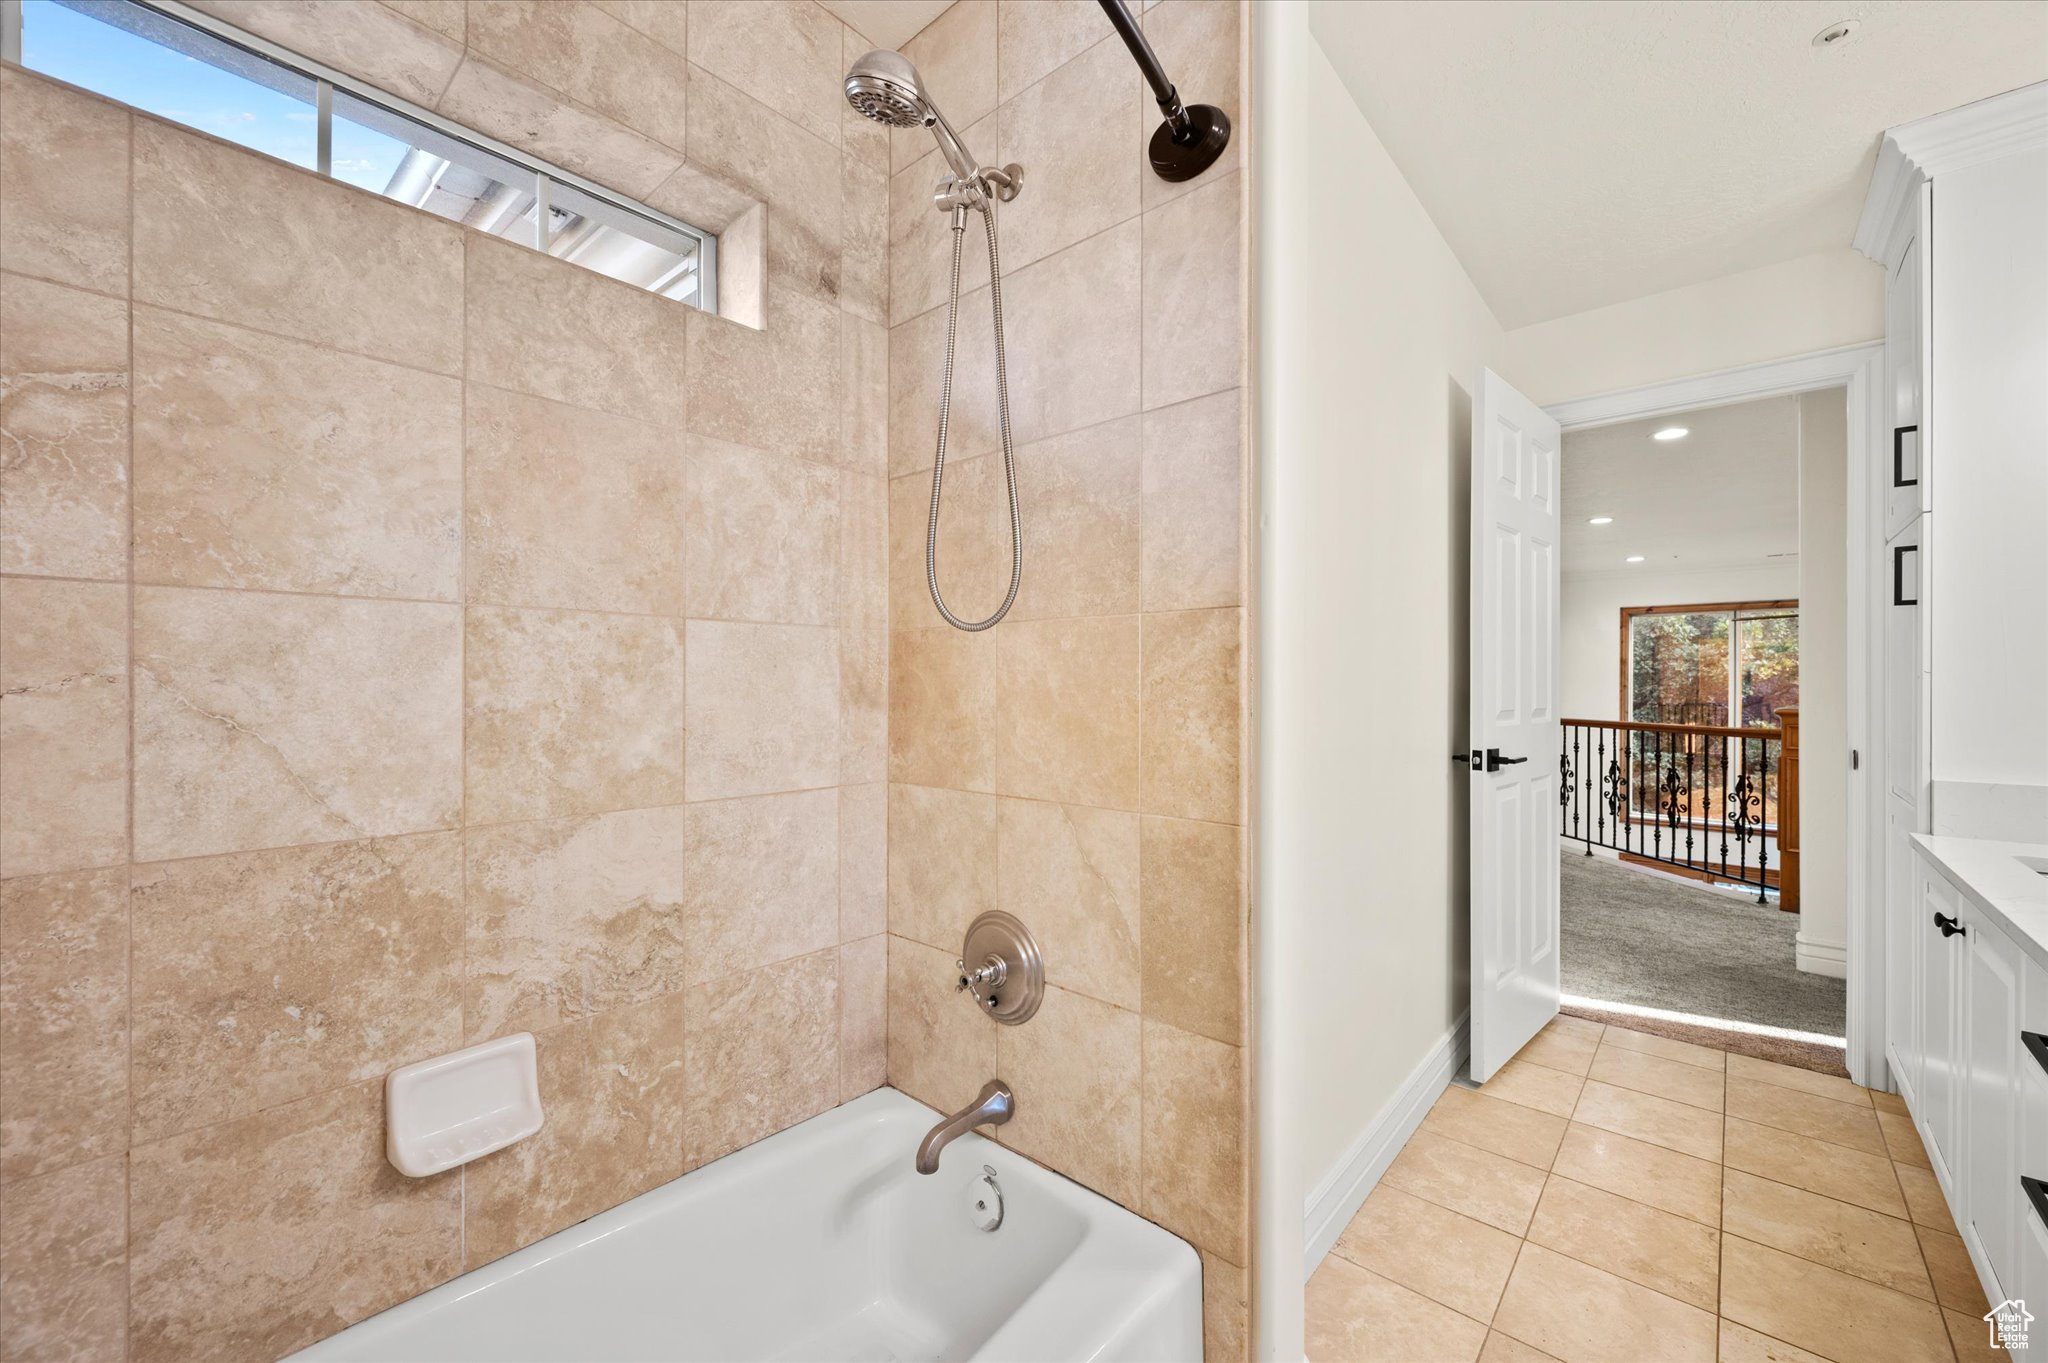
[1558,718,1791,904]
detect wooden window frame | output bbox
[1619,598,1799,724]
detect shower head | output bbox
[845,49,982,185]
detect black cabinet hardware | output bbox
[1893,424,1919,488]
[1894,544,1920,606]
[2025,1030,2048,1080]
[1934,912,1965,938]
[2026,1175,2048,1233]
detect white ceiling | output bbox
[819,0,954,50]
[1307,1,2048,328]
[1563,395,1806,578]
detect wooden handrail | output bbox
[1777,708,1801,913]
[1560,717,1784,742]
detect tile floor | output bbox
[1306,1015,2006,1362]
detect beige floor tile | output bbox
[1723,1117,1908,1218]
[1525,1176,1719,1310]
[1422,1086,1569,1171]
[1716,1318,1835,1363]
[1480,1332,1562,1363]
[1893,1161,1954,1229]
[1726,1053,1871,1108]
[1332,1185,1523,1324]
[1551,1123,1721,1226]
[1479,1058,1585,1118]
[1546,1014,1606,1043]
[1871,1088,1910,1116]
[1305,1255,1488,1363]
[1720,1236,1954,1363]
[1720,1169,1933,1300]
[1517,1027,1599,1077]
[1598,1026,1726,1071]
[1916,1224,1988,1314]
[1589,1044,1726,1112]
[1880,1109,1934,1169]
[1381,1130,1549,1236]
[1726,1077,1886,1156]
[1491,1242,1717,1363]
[1572,1080,1723,1161]
[1945,1305,2013,1361]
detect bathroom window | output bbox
[6,0,718,311]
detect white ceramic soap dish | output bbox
[386,1033,544,1178]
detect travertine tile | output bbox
[0,1154,126,1363]
[0,868,127,1182]
[996,985,1141,1208]
[465,0,689,149]
[1946,1307,2009,1362]
[1517,1023,1600,1076]
[133,834,463,1141]
[1719,1235,1953,1363]
[133,307,464,600]
[997,615,1141,809]
[388,0,466,43]
[466,236,689,428]
[1492,1243,1716,1363]
[1142,173,1241,410]
[1721,1168,1932,1300]
[687,68,843,304]
[839,469,887,637]
[1915,1223,1987,1313]
[995,34,1142,270]
[684,0,839,144]
[1333,1184,1523,1323]
[436,53,681,197]
[1598,1025,1726,1071]
[892,0,998,172]
[1879,1108,1933,1168]
[1589,1043,1726,1112]
[1871,1088,1910,1116]
[1006,220,1142,444]
[688,288,842,467]
[684,950,837,1168]
[1141,608,1241,823]
[890,455,1008,628]
[1526,1176,1720,1311]
[466,386,685,615]
[1380,1129,1548,1236]
[1142,389,1243,612]
[1141,1019,1244,1262]
[1000,798,1141,1010]
[842,152,888,325]
[1893,1160,1950,1227]
[1139,1,1242,208]
[463,809,685,1040]
[1199,1250,1248,1363]
[1479,1332,1562,1363]
[1572,1079,1723,1161]
[0,275,129,580]
[1009,415,1143,620]
[840,314,889,475]
[685,621,839,800]
[889,278,996,472]
[686,436,839,625]
[1420,1086,1568,1171]
[1550,1122,1721,1226]
[1478,1058,1585,1118]
[1726,1052,1871,1108]
[889,628,997,791]
[1139,814,1242,1044]
[465,606,683,825]
[1723,1116,1907,1218]
[0,67,130,294]
[1545,1014,1606,1042]
[840,783,887,940]
[1727,1075,1884,1155]
[184,0,462,104]
[888,783,995,951]
[684,789,837,985]
[132,120,463,374]
[841,622,888,785]
[1716,1319,1833,1363]
[887,936,996,1116]
[839,935,887,1100]
[129,1081,461,1363]
[998,0,1109,99]
[464,997,685,1264]
[888,119,996,327]
[1305,1256,1487,1363]
[0,579,127,877]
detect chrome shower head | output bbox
[845,49,981,184]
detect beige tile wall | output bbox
[0,0,892,1350]
[880,3,1252,1358]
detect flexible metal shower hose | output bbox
[927,199,1023,631]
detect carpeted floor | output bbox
[1561,851,1848,1074]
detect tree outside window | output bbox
[1626,602,1798,728]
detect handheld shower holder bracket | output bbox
[933,164,1024,214]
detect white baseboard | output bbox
[1796,935,1849,979]
[1301,1013,1470,1279]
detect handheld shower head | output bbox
[845,49,982,185]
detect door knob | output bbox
[1485,749,1529,772]
[1934,912,1965,938]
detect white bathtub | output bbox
[290,1087,1202,1362]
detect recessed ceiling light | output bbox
[1625,555,1646,563]
[1588,516,1614,525]
[1812,19,1858,47]
[1652,427,1689,442]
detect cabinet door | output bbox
[2021,956,2048,1314]
[1885,231,1924,538]
[1920,866,1965,1194]
[1888,801,1925,1101]
[1962,901,2024,1305]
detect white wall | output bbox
[1256,7,1507,1355]
[1797,389,1849,974]
[1561,563,1800,722]
[1504,247,1885,406]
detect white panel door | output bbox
[1468,368,1562,1082]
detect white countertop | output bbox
[1911,834,2048,971]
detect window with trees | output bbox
[1624,601,1798,728]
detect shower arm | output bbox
[1095,0,1230,182]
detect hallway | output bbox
[1306,1016,2002,1362]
